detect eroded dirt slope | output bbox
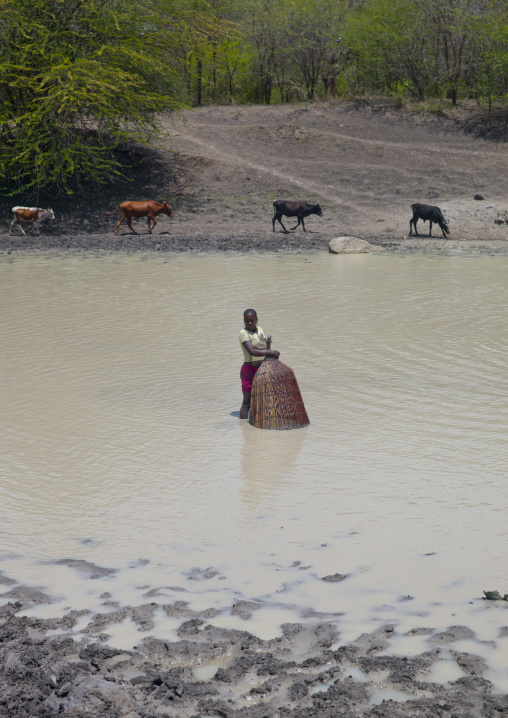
[166,101,508,241]
[1,101,508,252]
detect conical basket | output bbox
[249,354,310,430]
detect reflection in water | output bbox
[1,252,508,674]
[239,421,307,508]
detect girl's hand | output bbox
[270,350,280,359]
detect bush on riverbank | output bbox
[0,0,226,194]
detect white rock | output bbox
[328,237,386,253]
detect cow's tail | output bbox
[104,205,121,216]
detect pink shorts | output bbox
[240,363,258,393]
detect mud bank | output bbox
[1,594,504,718]
[2,101,508,258]
[2,231,508,255]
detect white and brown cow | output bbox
[9,207,56,235]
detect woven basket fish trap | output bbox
[249,339,310,430]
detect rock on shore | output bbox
[329,237,387,253]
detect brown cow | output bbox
[9,206,55,235]
[105,201,174,235]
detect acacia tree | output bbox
[284,0,345,100]
[217,37,254,102]
[417,0,489,104]
[343,0,435,99]
[342,0,508,104]
[250,0,277,103]
[0,0,225,194]
[475,1,508,108]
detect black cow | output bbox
[272,200,323,233]
[409,203,450,238]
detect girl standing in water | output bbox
[239,309,280,419]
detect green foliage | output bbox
[0,0,227,193]
[2,0,508,194]
[343,0,432,99]
[171,0,508,108]
[343,0,508,104]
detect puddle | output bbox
[378,632,433,657]
[310,682,331,694]
[192,656,234,681]
[339,666,369,682]
[425,659,466,684]
[369,687,417,705]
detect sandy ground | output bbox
[1,100,508,255]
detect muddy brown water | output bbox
[2,251,508,684]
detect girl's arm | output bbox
[242,340,280,359]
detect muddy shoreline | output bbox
[2,101,508,256]
[2,231,508,256]
[0,588,503,718]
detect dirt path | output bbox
[174,118,505,158]
[166,128,342,204]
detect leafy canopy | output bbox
[0,0,226,194]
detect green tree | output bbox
[285,0,346,100]
[418,0,490,104]
[450,0,508,107]
[342,0,508,105]
[343,0,434,100]
[0,0,224,194]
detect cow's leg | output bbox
[411,218,419,236]
[11,217,28,236]
[274,213,288,233]
[115,211,127,236]
[127,216,138,234]
[428,221,433,237]
[148,214,157,233]
[301,217,306,232]
[290,217,301,231]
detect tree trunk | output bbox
[212,44,217,103]
[197,58,202,106]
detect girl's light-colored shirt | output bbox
[239,326,267,363]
